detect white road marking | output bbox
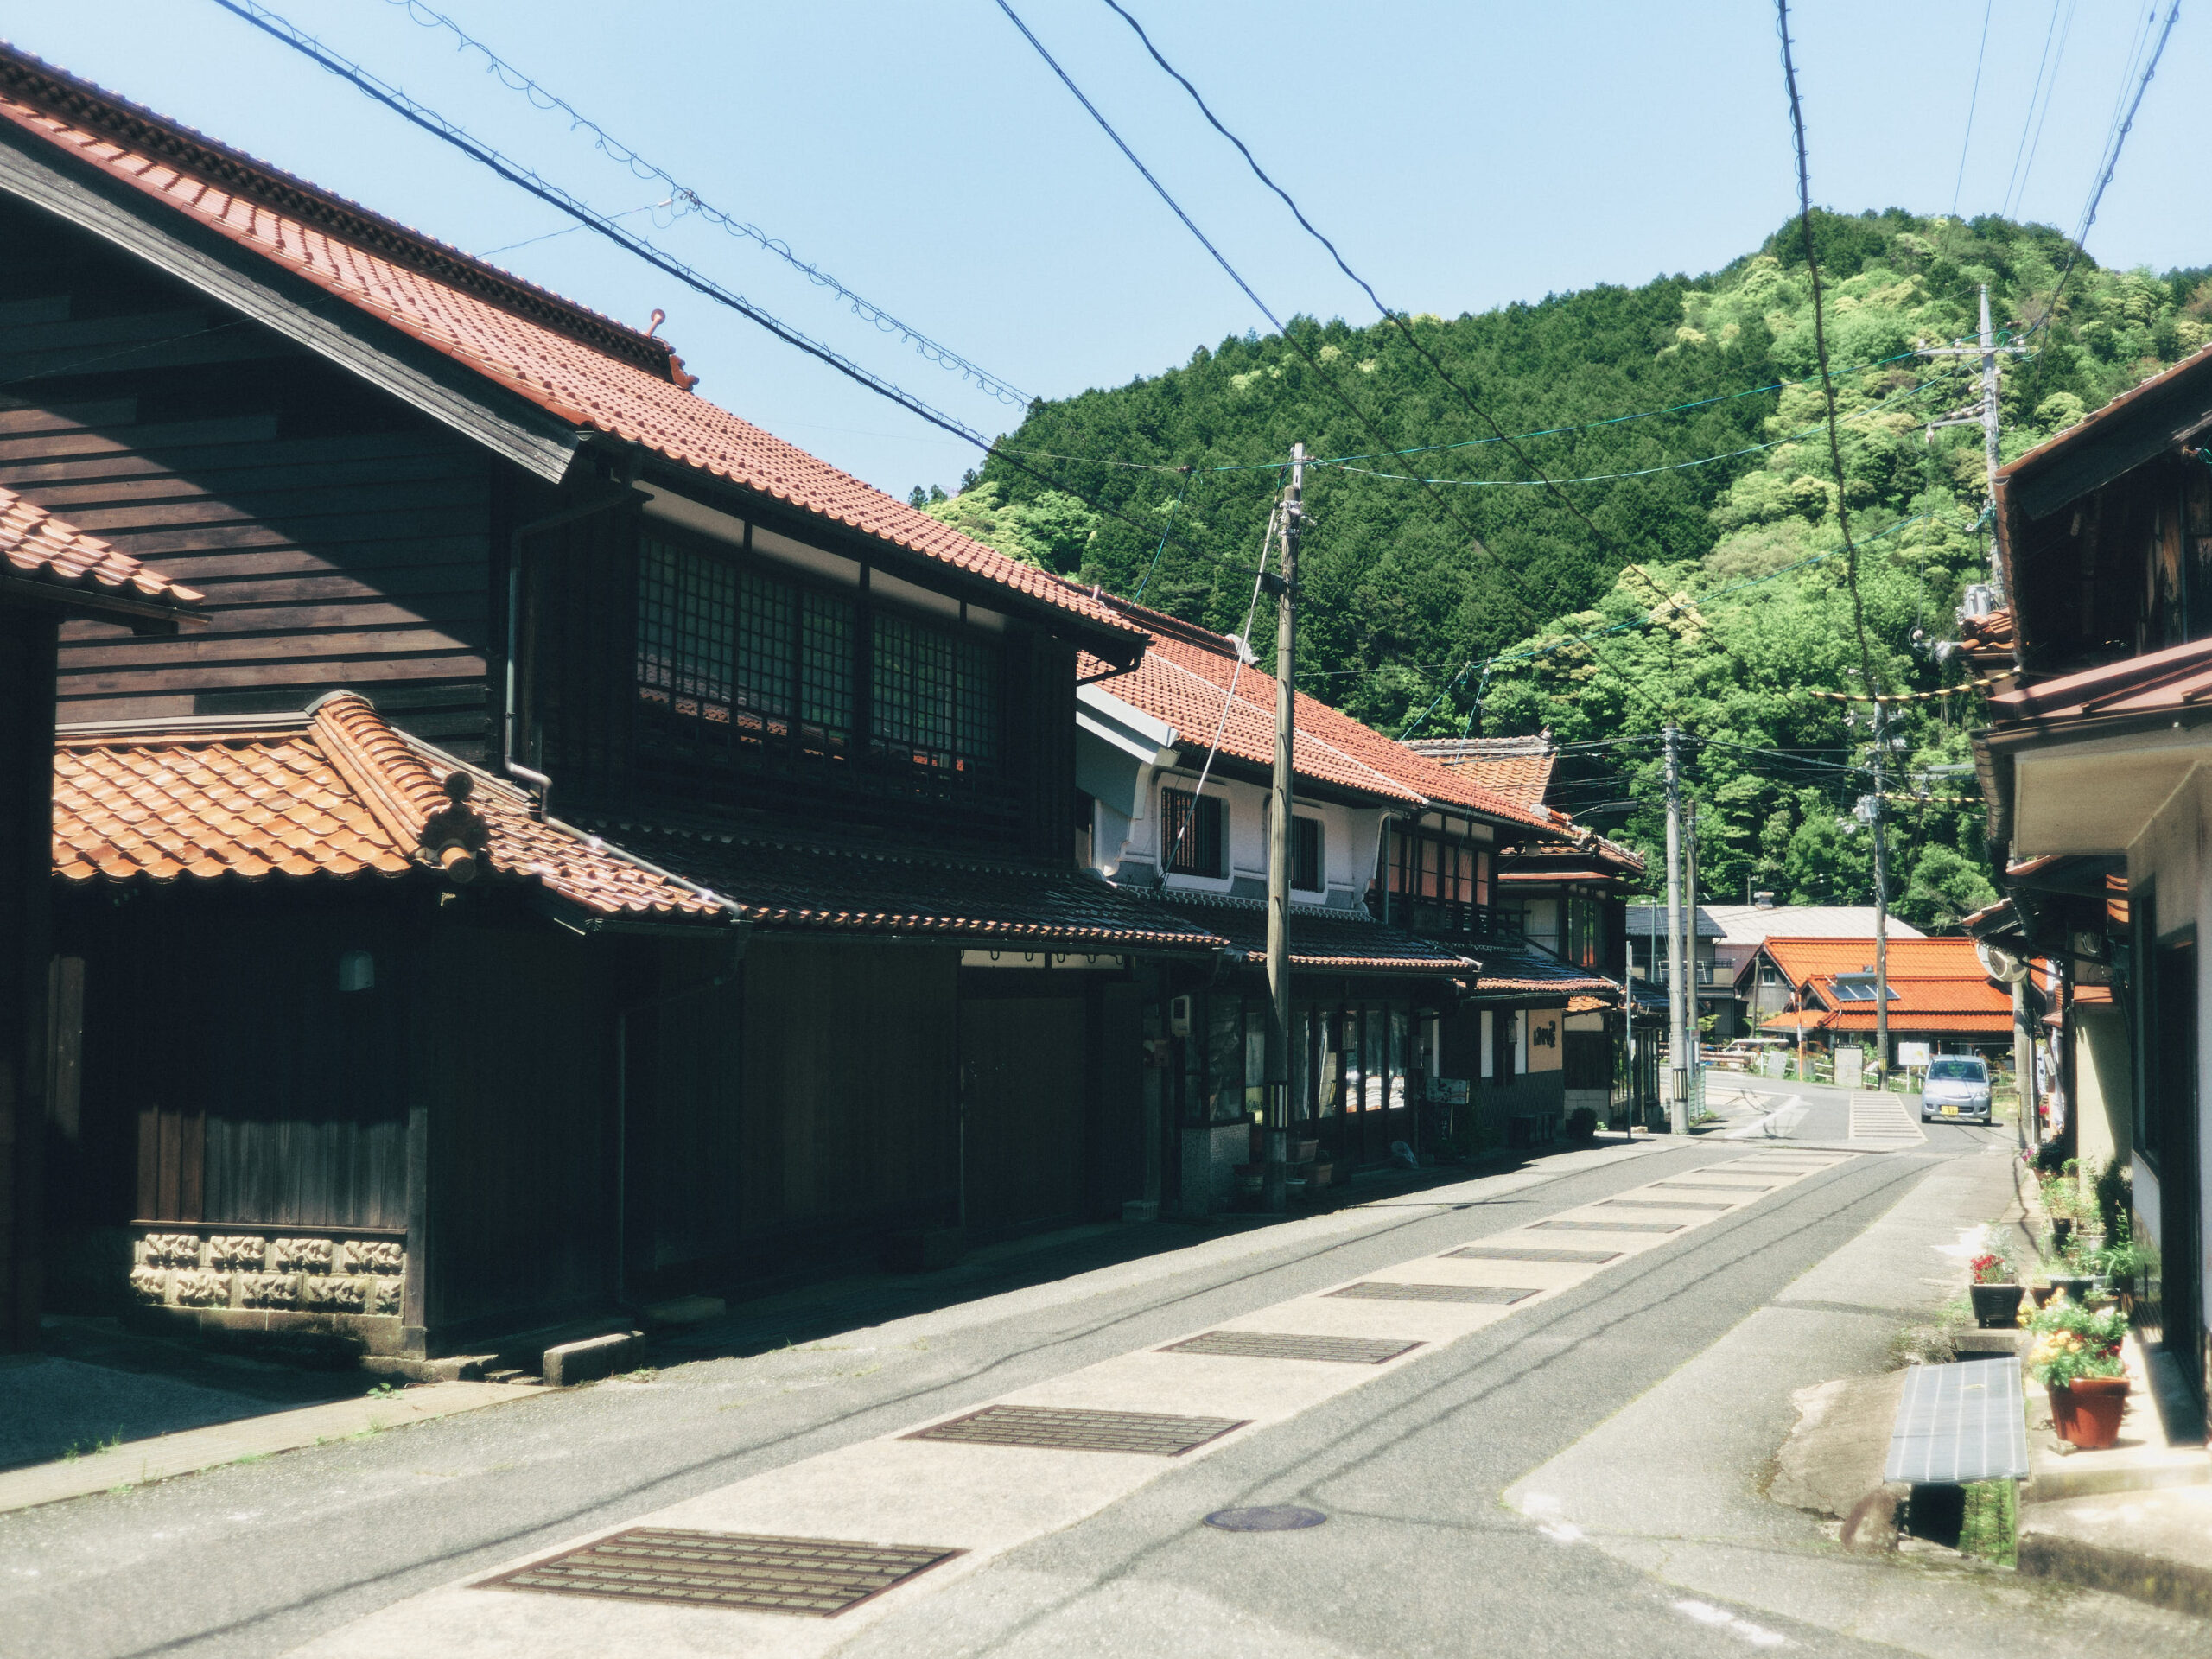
[1675,1599,1789,1647]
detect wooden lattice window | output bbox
[1162,786,1224,878]
[872,613,999,767]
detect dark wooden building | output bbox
[1,44,1223,1362]
[1,486,199,1351]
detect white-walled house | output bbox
[1074,599,1621,1202]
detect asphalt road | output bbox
[0,1125,2171,1659]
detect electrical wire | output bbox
[2011,0,2081,219]
[2003,0,2071,219]
[376,0,1033,404]
[207,0,1263,578]
[1002,1,1675,718]
[1776,0,1880,697]
[1157,503,1278,880]
[1951,0,1994,215]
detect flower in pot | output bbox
[1967,1251,2024,1329]
[2026,1301,2131,1450]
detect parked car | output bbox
[1919,1055,1993,1124]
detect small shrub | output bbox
[1566,1106,1599,1143]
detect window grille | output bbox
[637,537,735,721]
[1162,787,1224,878]
[799,590,855,734]
[872,613,1000,766]
[1292,817,1322,892]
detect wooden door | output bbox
[961,995,1085,1236]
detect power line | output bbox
[375,0,1033,404]
[2003,0,2072,219]
[1099,1,1679,599]
[1776,0,1880,697]
[2010,0,2082,219]
[1951,0,1995,215]
[1005,3,1675,719]
[2028,1,2182,347]
[207,0,1261,578]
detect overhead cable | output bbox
[209,0,1255,575]
[376,0,1032,404]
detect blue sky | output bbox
[10,3,2204,498]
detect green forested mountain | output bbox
[917,210,2212,925]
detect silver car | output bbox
[1920,1055,1993,1124]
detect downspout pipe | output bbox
[503,451,645,819]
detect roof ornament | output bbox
[419,770,491,885]
[646,308,666,337]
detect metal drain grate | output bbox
[1325,1281,1537,1304]
[1598,1197,1734,1211]
[903,1404,1247,1457]
[1532,1218,1684,1234]
[478,1528,963,1618]
[1162,1330,1424,1364]
[1446,1244,1623,1264]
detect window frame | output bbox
[1161,785,1227,880]
[1291,814,1325,893]
[633,520,1004,774]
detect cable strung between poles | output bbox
[209,0,1258,577]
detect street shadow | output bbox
[0,1319,365,1473]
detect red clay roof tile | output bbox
[0,47,1138,645]
[0,480,200,613]
[54,693,720,920]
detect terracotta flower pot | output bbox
[2029,1284,2058,1308]
[1969,1283,2024,1328]
[2049,1376,2130,1450]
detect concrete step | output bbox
[2019,1486,2212,1618]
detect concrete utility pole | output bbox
[1263,442,1303,1213]
[1916,286,2026,605]
[1870,700,1891,1086]
[1686,798,1700,1072]
[1663,724,1688,1135]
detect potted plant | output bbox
[2026,1300,2131,1450]
[2093,1238,2158,1313]
[1967,1249,2024,1328]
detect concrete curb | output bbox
[2018,1520,2212,1618]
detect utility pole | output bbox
[1264,442,1303,1213]
[1686,798,1700,1100]
[1870,700,1891,1090]
[1663,725,1688,1135]
[1917,286,2026,604]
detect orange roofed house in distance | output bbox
[0,42,1243,1367]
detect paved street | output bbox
[4,1126,2195,1659]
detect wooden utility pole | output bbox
[1264,442,1303,1213]
[1663,724,1688,1135]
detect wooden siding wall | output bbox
[0,200,496,750]
[422,920,613,1335]
[1015,633,1079,863]
[624,944,745,1283]
[739,940,958,1246]
[58,893,411,1235]
[2,608,56,1348]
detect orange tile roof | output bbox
[1153,891,1477,974]
[54,692,721,921]
[1764,1008,2014,1035]
[1,481,201,615]
[1758,935,1992,987]
[0,46,1138,646]
[1402,737,1557,806]
[1091,599,1563,831]
[1806,972,2012,1017]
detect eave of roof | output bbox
[2,482,202,627]
[0,43,1141,650]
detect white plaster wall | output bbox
[1088,763,1387,906]
[2123,763,2211,1352]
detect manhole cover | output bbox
[1532,1218,1683,1234]
[1205,1505,1327,1532]
[1325,1281,1536,1304]
[477,1528,963,1617]
[904,1404,1247,1457]
[1598,1198,1733,1211]
[1162,1331,1423,1364]
[1445,1244,1622,1264]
